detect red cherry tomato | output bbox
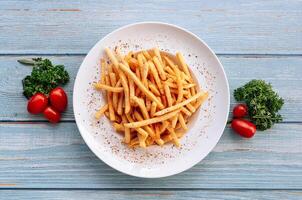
[49,87,68,112]
[233,104,248,118]
[27,93,48,114]
[231,119,256,138]
[43,106,61,123]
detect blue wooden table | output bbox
[0,1,301,199]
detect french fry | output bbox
[95,104,109,119]
[167,127,180,147]
[128,58,139,71]
[121,115,131,143]
[153,47,163,64]
[150,102,157,117]
[142,50,152,60]
[119,63,164,109]
[178,113,188,130]
[194,91,209,109]
[142,62,149,87]
[105,77,115,121]
[148,61,163,93]
[175,70,184,103]
[180,107,192,116]
[93,83,124,93]
[164,83,173,107]
[104,111,109,118]
[113,122,125,132]
[131,96,149,119]
[132,111,163,145]
[176,52,191,78]
[109,73,118,110]
[129,137,139,147]
[117,93,123,115]
[100,59,106,84]
[154,92,204,117]
[171,114,178,128]
[124,109,181,128]
[129,78,135,102]
[159,120,169,134]
[148,81,160,96]
[153,56,166,80]
[186,103,196,113]
[105,47,119,70]
[120,73,130,113]
[146,97,151,111]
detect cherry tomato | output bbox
[231,119,256,138]
[43,106,61,123]
[27,93,48,114]
[233,104,248,118]
[49,87,68,112]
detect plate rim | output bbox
[73,21,230,178]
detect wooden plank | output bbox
[0,55,301,122]
[0,123,301,189]
[0,0,301,54]
[1,190,302,200]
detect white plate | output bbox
[73,22,230,178]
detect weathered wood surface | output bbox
[0,0,301,54]
[1,190,302,200]
[0,55,300,122]
[0,123,301,189]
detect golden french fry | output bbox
[128,58,139,71]
[148,81,160,96]
[104,111,109,119]
[109,73,118,110]
[186,103,196,113]
[178,113,188,130]
[176,52,191,78]
[124,109,181,128]
[153,56,166,80]
[120,74,130,114]
[117,93,124,115]
[100,59,106,84]
[132,112,162,144]
[153,47,163,64]
[150,102,157,117]
[154,92,204,117]
[142,62,149,87]
[171,114,178,128]
[129,78,135,101]
[148,61,163,93]
[95,104,109,119]
[180,107,192,116]
[165,66,176,76]
[105,76,115,121]
[131,96,149,119]
[105,47,119,69]
[93,83,124,93]
[164,83,173,107]
[129,137,139,147]
[159,120,169,134]
[146,97,151,111]
[145,136,155,146]
[167,127,180,147]
[121,115,131,143]
[194,92,209,109]
[113,122,125,132]
[142,50,152,60]
[119,63,164,109]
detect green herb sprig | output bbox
[234,80,284,130]
[19,58,69,98]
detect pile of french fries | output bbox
[94,47,208,148]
